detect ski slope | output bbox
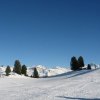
[0,68,100,100]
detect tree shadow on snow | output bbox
[57,96,100,100]
[66,69,96,79]
[48,69,98,79]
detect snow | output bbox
[0,67,100,100]
[24,65,69,77]
[0,65,69,77]
[0,64,99,77]
[8,72,27,78]
[47,67,70,77]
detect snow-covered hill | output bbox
[0,67,100,100]
[0,65,70,78]
[0,64,100,78]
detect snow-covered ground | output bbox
[0,68,100,100]
[0,65,69,77]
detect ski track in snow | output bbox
[0,69,100,100]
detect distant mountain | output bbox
[0,65,69,78]
[0,64,100,78]
[28,65,69,77]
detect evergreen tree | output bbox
[33,67,39,78]
[70,56,79,71]
[78,56,84,69]
[5,66,11,76]
[87,64,91,70]
[21,65,27,76]
[13,60,22,75]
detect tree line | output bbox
[70,56,91,70]
[5,60,39,78]
[5,56,92,78]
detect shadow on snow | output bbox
[57,96,100,100]
[48,68,99,79]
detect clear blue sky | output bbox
[0,0,100,67]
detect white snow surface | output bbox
[0,68,100,100]
[0,65,69,77]
[0,64,99,77]
[23,65,70,77]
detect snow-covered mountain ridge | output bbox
[0,64,100,78]
[0,65,70,77]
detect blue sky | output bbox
[0,0,100,67]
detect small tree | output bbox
[5,66,11,76]
[70,56,79,71]
[21,65,27,76]
[13,60,22,75]
[87,64,91,70]
[33,67,39,78]
[78,56,84,69]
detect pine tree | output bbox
[5,66,11,76]
[21,65,27,76]
[70,56,79,71]
[87,64,91,70]
[78,56,84,69]
[33,67,39,78]
[13,60,22,75]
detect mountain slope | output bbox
[0,68,100,100]
[0,65,69,77]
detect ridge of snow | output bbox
[0,64,100,78]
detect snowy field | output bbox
[0,69,100,100]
